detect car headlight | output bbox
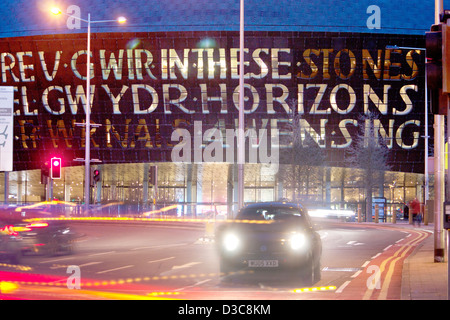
[289,233,307,251]
[222,233,240,252]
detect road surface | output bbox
[0,218,430,300]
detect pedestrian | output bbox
[403,203,409,220]
[409,198,421,227]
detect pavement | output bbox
[396,222,448,300]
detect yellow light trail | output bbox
[291,285,337,293]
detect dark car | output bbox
[215,202,322,285]
[0,222,23,264]
[19,219,76,256]
[0,210,76,258]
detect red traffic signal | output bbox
[50,157,61,179]
[93,169,101,183]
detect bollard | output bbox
[358,204,362,223]
[375,204,379,223]
[409,207,413,224]
[392,204,396,224]
[424,204,428,225]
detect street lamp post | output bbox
[238,0,245,212]
[51,8,126,213]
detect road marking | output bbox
[88,251,116,257]
[49,261,102,269]
[377,231,428,300]
[345,240,364,246]
[335,281,351,293]
[148,257,175,264]
[79,261,103,267]
[322,267,361,272]
[172,262,201,270]
[96,265,134,274]
[371,253,381,259]
[131,243,189,251]
[361,261,370,268]
[159,262,202,276]
[175,278,212,291]
[39,257,76,264]
[362,230,428,300]
[319,231,328,239]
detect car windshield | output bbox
[236,206,304,221]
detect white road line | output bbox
[148,257,175,264]
[131,243,189,251]
[335,281,351,294]
[361,260,370,268]
[383,245,392,251]
[319,231,328,239]
[351,270,362,278]
[96,265,134,274]
[49,261,102,269]
[159,262,202,276]
[79,261,103,268]
[175,279,212,291]
[371,252,382,259]
[172,262,201,270]
[88,251,116,257]
[39,256,76,264]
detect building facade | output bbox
[0,0,443,218]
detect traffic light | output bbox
[442,23,450,93]
[149,166,157,185]
[93,169,101,183]
[50,157,61,179]
[426,23,450,115]
[41,160,50,184]
[426,24,442,91]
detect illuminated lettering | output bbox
[271,48,291,80]
[64,84,95,115]
[364,84,391,115]
[102,84,128,114]
[1,52,19,82]
[100,49,124,80]
[200,83,227,114]
[16,51,34,82]
[132,84,158,114]
[39,51,62,81]
[265,83,290,114]
[331,119,358,149]
[71,50,94,80]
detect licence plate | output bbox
[248,260,279,267]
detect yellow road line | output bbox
[362,231,427,300]
[377,231,427,300]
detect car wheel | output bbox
[65,241,75,255]
[313,259,321,282]
[219,258,234,276]
[6,244,21,265]
[301,256,320,286]
[10,250,22,265]
[45,238,58,256]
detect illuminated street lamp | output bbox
[51,8,126,212]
